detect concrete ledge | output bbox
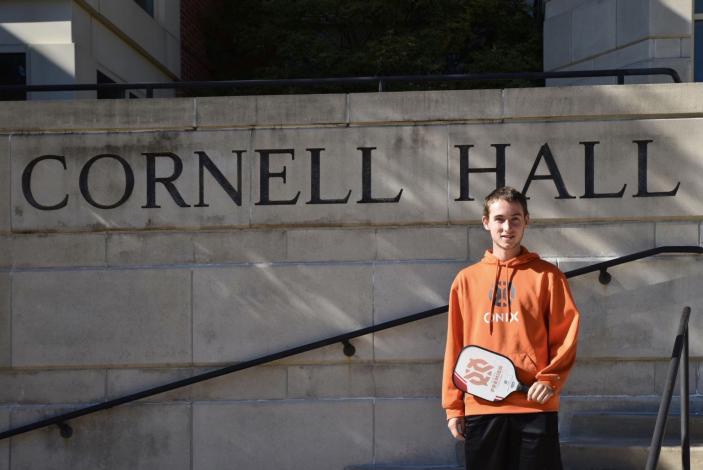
[0,98,195,132]
[348,89,502,123]
[197,94,348,128]
[502,84,703,121]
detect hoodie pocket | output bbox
[506,352,538,384]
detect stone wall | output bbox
[0,84,702,469]
[544,0,692,85]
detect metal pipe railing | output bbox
[0,67,682,98]
[0,245,699,441]
[645,306,692,470]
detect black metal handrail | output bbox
[0,244,700,441]
[646,306,692,470]
[0,68,682,98]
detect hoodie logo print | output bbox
[488,280,515,307]
[464,359,493,386]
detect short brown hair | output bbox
[483,186,529,218]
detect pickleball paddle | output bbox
[453,345,530,402]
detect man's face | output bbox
[482,199,529,255]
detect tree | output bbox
[203,0,543,93]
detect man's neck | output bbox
[492,245,521,262]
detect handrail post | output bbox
[681,324,690,470]
[645,306,691,470]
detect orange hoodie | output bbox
[442,247,580,418]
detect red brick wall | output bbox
[180,0,218,81]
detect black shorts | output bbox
[464,412,563,470]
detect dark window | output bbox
[696,21,703,82]
[97,71,123,99]
[696,0,703,14]
[0,53,26,101]
[134,0,154,16]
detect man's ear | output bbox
[524,214,530,227]
[482,216,489,230]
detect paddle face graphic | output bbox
[453,345,529,402]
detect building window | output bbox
[134,0,154,17]
[0,53,26,101]
[697,1,703,81]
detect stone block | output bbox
[374,398,456,465]
[10,130,251,231]
[545,0,591,19]
[0,274,9,368]
[0,409,6,470]
[682,38,691,58]
[650,0,692,36]
[560,256,703,359]
[376,227,467,260]
[286,228,376,261]
[193,264,373,364]
[11,233,106,268]
[373,363,443,398]
[654,39,682,58]
[562,360,655,395]
[467,226,492,259]
[450,117,702,221]
[107,232,194,266]
[544,11,572,70]
[12,269,192,367]
[655,222,699,247]
[592,40,653,69]
[10,403,190,470]
[0,369,105,403]
[189,365,288,400]
[287,364,374,398]
[196,94,347,128]
[654,359,698,395]
[571,0,617,63]
[348,89,502,123]
[107,365,288,402]
[0,99,195,132]
[192,400,373,470]
[193,230,286,263]
[0,236,9,268]
[522,222,654,257]
[373,262,465,361]
[0,136,9,233]
[249,126,448,226]
[616,0,650,46]
[106,368,194,402]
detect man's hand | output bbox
[527,381,554,404]
[447,417,465,441]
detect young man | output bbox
[442,186,580,470]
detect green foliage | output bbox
[203,0,542,93]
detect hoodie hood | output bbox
[480,246,541,267]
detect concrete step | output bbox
[568,411,703,442]
[345,466,462,470]
[561,438,703,470]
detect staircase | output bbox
[347,411,703,470]
[560,411,703,470]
